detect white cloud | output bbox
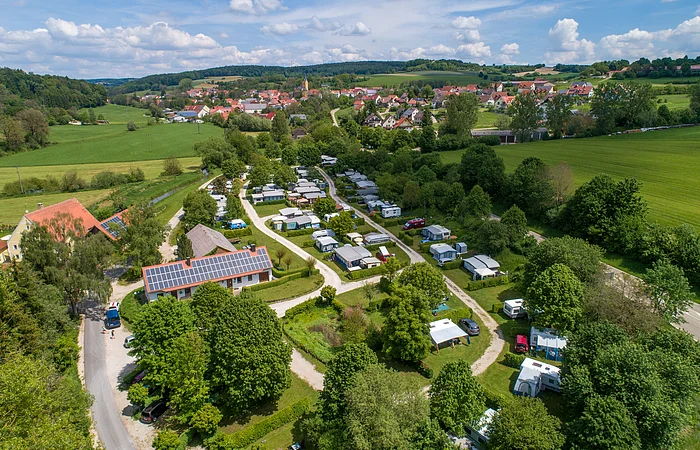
[229,0,284,15]
[451,16,481,29]
[457,42,491,58]
[307,15,344,32]
[427,44,456,56]
[453,30,481,43]
[335,21,371,36]
[260,22,299,35]
[500,42,520,55]
[545,18,595,63]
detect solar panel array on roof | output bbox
[100,215,127,238]
[143,248,272,293]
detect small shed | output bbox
[270,215,286,231]
[360,257,382,269]
[455,242,468,254]
[428,319,468,352]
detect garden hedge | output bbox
[206,398,311,450]
[491,302,505,313]
[222,227,253,239]
[364,241,397,253]
[287,228,314,237]
[466,276,510,291]
[435,307,473,323]
[503,352,526,369]
[243,269,320,296]
[285,298,319,319]
[354,217,366,226]
[346,265,386,280]
[382,218,400,228]
[271,266,308,279]
[301,240,315,248]
[440,260,463,270]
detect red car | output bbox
[515,335,529,353]
[402,218,425,230]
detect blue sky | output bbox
[0,0,699,78]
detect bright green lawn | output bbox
[218,373,319,434]
[356,71,483,87]
[254,203,287,218]
[256,273,324,303]
[80,104,154,125]
[0,189,111,226]
[440,127,700,228]
[0,157,201,190]
[0,120,220,167]
[658,94,690,110]
[476,110,502,129]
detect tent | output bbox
[429,319,468,352]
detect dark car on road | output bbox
[459,318,480,336]
[140,400,167,424]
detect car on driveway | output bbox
[140,400,167,424]
[123,335,135,348]
[459,318,480,336]
[515,334,529,353]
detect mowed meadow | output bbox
[441,126,700,228]
[0,105,217,225]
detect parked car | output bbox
[402,217,425,230]
[105,309,121,329]
[140,400,167,424]
[459,318,480,336]
[123,335,135,348]
[515,334,529,353]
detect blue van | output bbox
[106,309,121,329]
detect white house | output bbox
[430,243,457,264]
[513,357,561,398]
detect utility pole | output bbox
[16,166,23,194]
[197,121,201,134]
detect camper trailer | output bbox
[503,299,526,319]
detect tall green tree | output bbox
[567,396,641,450]
[526,263,584,333]
[21,217,113,316]
[642,259,695,323]
[463,184,492,218]
[396,262,448,306]
[508,157,555,218]
[190,282,232,332]
[476,220,510,255]
[121,202,166,270]
[523,236,603,289]
[328,211,355,237]
[208,291,291,413]
[270,110,290,142]
[176,233,194,260]
[429,360,485,435]
[182,190,218,231]
[166,331,210,421]
[313,197,337,217]
[442,93,479,138]
[500,205,528,243]
[382,287,432,362]
[319,343,378,422]
[487,397,565,450]
[131,295,197,388]
[418,124,436,152]
[346,364,430,450]
[459,143,506,197]
[508,93,543,142]
[18,109,49,146]
[547,94,572,139]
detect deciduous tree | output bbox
[488,397,564,450]
[182,190,218,230]
[508,157,555,218]
[642,259,695,323]
[508,93,543,142]
[567,396,641,450]
[162,156,183,176]
[328,211,354,237]
[464,185,492,218]
[167,331,209,420]
[396,262,447,306]
[429,360,485,435]
[442,93,479,138]
[526,263,584,333]
[523,236,602,289]
[121,202,166,270]
[313,197,338,217]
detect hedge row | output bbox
[222,227,253,239]
[243,269,319,295]
[503,352,526,369]
[284,298,318,319]
[287,228,314,237]
[354,217,366,226]
[206,398,311,450]
[301,240,315,248]
[440,259,463,270]
[435,307,473,323]
[381,218,400,228]
[492,302,505,313]
[271,266,308,279]
[346,265,386,280]
[252,198,287,206]
[466,276,510,291]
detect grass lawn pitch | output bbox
[440,126,700,228]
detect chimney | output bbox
[185,257,191,267]
[250,244,256,253]
[37,202,43,210]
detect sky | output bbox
[0,0,699,78]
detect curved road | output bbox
[85,176,215,450]
[318,169,505,375]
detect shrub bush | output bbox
[440,260,463,270]
[503,352,526,369]
[301,240,315,248]
[436,307,473,323]
[354,217,366,226]
[491,302,505,313]
[346,265,387,280]
[416,361,434,379]
[284,298,318,319]
[466,276,510,291]
[401,234,414,246]
[222,227,253,239]
[406,229,422,237]
[287,228,314,237]
[206,398,311,450]
[119,289,145,325]
[382,218,399,228]
[476,135,502,146]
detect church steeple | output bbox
[302,74,309,91]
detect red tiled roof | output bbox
[25,198,111,239]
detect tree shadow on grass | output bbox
[218,396,282,430]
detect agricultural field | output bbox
[79,104,153,125]
[193,75,243,88]
[0,189,111,227]
[441,127,700,228]
[356,70,484,87]
[658,94,690,110]
[0,119,220,166]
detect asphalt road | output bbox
[680,302,700,339]
[84,302,137,450]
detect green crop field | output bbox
[440,127,700,228]
[80,104,154,125]
[0,189,112,227]
[0,121,219,167]
[658,94,690,110]
[0,157,201,189]
[356,70,484,87]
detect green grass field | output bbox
[658,94,690,110]
[0,189,112,226]
[441,127,700,228]
[476,110,502,129]
[356,71,484,87]
[0,121,219,167]
[80,104,153,125]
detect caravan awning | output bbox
[429,320,468,345]
[474,267,496,277]
[536,335,567,350]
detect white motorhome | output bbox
[503,299,526,319]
